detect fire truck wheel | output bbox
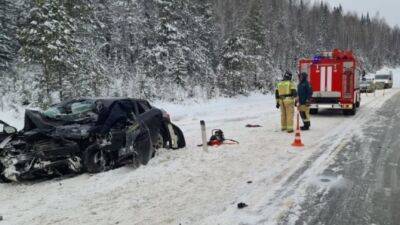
[310,108,319,115]
[343,105,356,116]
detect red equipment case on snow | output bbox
[298,49,361,115]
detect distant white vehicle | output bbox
[374,72,393,89]
[360,77,375,93]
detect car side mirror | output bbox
[4,126,17,134]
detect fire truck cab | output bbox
[299,49,361,115]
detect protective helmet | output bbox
[283,71,293,80]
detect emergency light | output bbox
[312,56,321,64]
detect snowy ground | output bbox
[0,70,400,225]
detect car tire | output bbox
[151,132,164,158]
[153,132,164,150]
[83,145,110,173]
[130,155,141,169]
[343,105,356,116]
[172,124,186,149]
[310,108,318,115]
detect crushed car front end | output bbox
[0,129,85,182]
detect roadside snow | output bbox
[0,89,399,225]
[0,104,26,130]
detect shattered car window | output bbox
[71,101,94,114]
[43,100,96,120]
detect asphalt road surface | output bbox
[281,93,400,225]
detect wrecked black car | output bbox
[0,98,185,182]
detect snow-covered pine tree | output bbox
[240,0,270,91]
[218,0,275,96]
[316,2,331,51]
[218,36,248,96]
[18,0,80,106]
[131,0,159,98]
[0,0,19,73]
[0,0,399,106]
[141,0,191,100]
[0,0,20,110]
[62,0,109,97]
[186,0,218,98]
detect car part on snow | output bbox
[237,202,248,209]
[209,129,225,146]
[245,124,262,128]
[198,129,239,147]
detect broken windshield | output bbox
[43,100,96,120]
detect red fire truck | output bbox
[299,49,361,115]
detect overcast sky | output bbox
[313,0,400,27]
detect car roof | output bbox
[53,98,149,109]
[94,98,149,108]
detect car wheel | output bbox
[343,105,356,116]
[129,155,141,169]
[153,132,164,150]
[84,145,110,173]
[310,108,318,115]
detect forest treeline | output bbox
[1,0,399,107]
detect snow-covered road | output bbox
[281,89,400,225]
[0,87,399,225]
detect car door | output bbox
[134,101,162,141]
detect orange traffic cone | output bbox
[292,112,304,147]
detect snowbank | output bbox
[0,102,27,130]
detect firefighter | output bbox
[296,72,313,130]
[276,71,297,133]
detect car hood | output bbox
[23,110,64,131]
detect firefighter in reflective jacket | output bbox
[275,71,297,133]
[296,72,313,130]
